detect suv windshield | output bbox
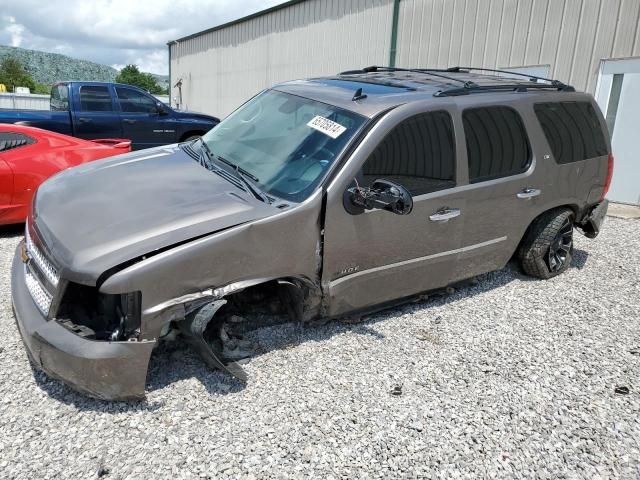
[201,90,367,201]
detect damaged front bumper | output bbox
[11,243,155,400]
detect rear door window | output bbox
[463,106,531,183]
[361,111,456,195]
[79,86,113,112]
[534,102,608,164]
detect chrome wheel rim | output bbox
[548,218,573,272]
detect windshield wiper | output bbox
[200,140,270,203]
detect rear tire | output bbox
[183,135,201,142]
[518,209,574,279]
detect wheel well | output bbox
[179,131,205,142]
[515,204,579,254]
[194,277,321,338]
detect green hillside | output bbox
[0,45,168,89]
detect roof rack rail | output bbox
[433,83,575,97]
[338,65,575,97]
[453,66,568,87]
[339,66,478,89]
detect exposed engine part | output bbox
[55,282,141,341]
[177,299,247,381]
[219,324,255,360]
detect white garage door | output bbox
[596,59,640,205]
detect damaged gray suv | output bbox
[12,66,612,400]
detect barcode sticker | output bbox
[307,115,347,139]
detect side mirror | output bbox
[156,102,169,115]
[347,179,413,215]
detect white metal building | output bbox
[169,0,640,205]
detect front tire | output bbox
[518,209,574,279]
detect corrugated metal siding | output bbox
[170,0,393,117]
[396,0,640,93]
[170,0,640,116]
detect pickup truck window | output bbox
[79,86,113,112]
[116,87,157,114]
[50,84,69,112]
[202,90,366,202]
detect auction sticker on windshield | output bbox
[307,116,347,139]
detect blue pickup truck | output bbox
[0,82,219,149]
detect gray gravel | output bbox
[1,218,639,479]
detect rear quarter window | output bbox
[534,102,608,164]
[0,132,35,152]
[462,106,531,183]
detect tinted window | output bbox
[463,107,531,183]
[534,102,608,164]
[361,111,456,195]
[116,87,158,113]
[50,84,69,111]
[79,86,112,112]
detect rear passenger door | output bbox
[71,85,123,140]
[452,105,543,282]
[322,107,466,317]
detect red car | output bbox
[0,124,131,225]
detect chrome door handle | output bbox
[429,208,461,222]
[517,188,541,199]
[78,117,91,124]
[123,119,137,124]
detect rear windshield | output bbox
[50,84,69,112]
[534,102,608,164]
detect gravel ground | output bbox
[1,217,639,479]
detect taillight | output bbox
[601,153,614,201]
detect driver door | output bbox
[116,86,173,149]
[322,106,465,317]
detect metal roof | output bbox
[167,0,308,45]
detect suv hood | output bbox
[33,145,276,284]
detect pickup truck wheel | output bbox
[183,135,201,142]
[518,209,574,279]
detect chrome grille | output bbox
[25,226,59,287]
[24,264,53,315]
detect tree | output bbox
[116,64,165,95]
[34,83,51,95]
[0,57,36,92]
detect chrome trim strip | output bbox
[329,236,507,288]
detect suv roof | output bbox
[274,66,579,118]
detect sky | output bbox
[0,0,283,75]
